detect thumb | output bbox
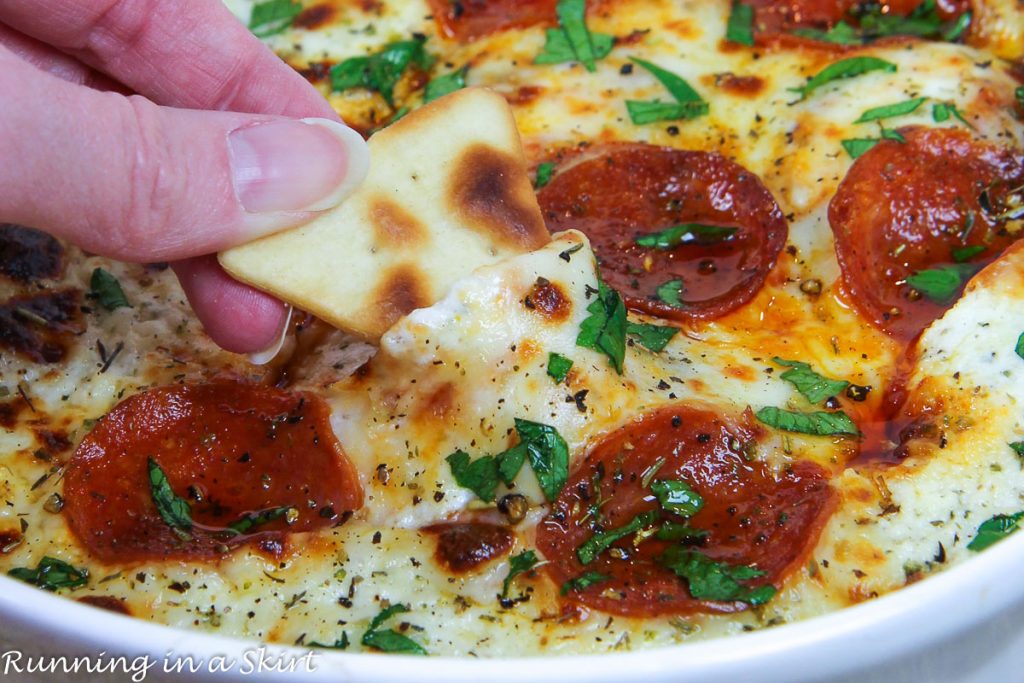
[0,49,368,262]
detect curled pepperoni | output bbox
[829,128,1024,341]
[536,406,835,617]
[537,144,787,322]
[64,381,362,562]
[426,0,556,41]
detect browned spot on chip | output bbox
[523,277,571,322]
[369,196,428,248]
[77,596,131,615]
[449,144,548,251]
[370,264,430,330]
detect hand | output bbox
[0,0,369,355]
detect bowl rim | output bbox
[0,526,1021,682]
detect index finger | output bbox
[0,0,335,118]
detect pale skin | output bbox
[0,0,368,354]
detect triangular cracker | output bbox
[219,87,550,341]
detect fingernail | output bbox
[248,305,293,366]
[228,118,369,214]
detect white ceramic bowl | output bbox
[1,528,1021,683]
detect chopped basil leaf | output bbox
[7,556,89,592]
[951,245,985,263]
[535,162,556,189]
[651,479,703,517]
[661,547,775,605]
[446,450,500,502]
[854,97,925,123]
[905,264,976,303]
[790,56,897,101]
[932,102,974,129]
[515,418,570,502]
[880,128,906,143]
[576,279,627,373]
[501,550,539,599]
[423,66,468,103]
[227,506,293,534]
[148,458,193,532]
[755,406,861,437]
[497,443,528,487]
[1016,86,1024,109]
[792,21,860,45]
[967,511,1024,552]
[635,223,738,249]
[842,138,880,159]
[330,39,435,105]
[772,357,850,404]
[627,57,709,124]
[361,604,427,655]
[626,99,709,125]
[249,0,302,38]
[1016,332,1024,360]
[656,523,710,542]
[90,268,131,311]
[561,571,609,595]
[535,0,613,72]
[577,510,658,565]
[626,322,678,353]
[725,2,754,46]
[309,633,350,650]
[1009,441,1024,462]
[547,352,574,383]
[656,279,684,308]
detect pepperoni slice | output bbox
[537,144,787,322]
[536,406,835,617]
[64,381,362,562]
[829,128,1024,341]
[426,0,556,42]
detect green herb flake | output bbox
[905,264,976,303]
[790,56,897,101]
[1009,441,1024,462]
[772,357,850,404]
[535,0,613,72]
[1016,332,1024,360]
[423,66,468,103]
[547,352,574,383]
[227,506,294,535]
[309,633,350,650]
[880,128,906,143]
[249,0,303,38]
[148,458,193,533]
[854,97,925,123]
[561,571,609,595]
[515,418,570,502]
[635,223,739,249]
[627,57,709,125]
[1015,86,1024,109]
[725,2,754,46]
[330,39,435,105]
[576,279,627,373]
[90,268,131,311]
[661,547,775,605]
[501,550,539,599]
[535,162,556,189]
[650,479,704,517]
[792,21,861,45]
[626,322,679,353]
[655,523,710,542]
[755,406,861,437]
[445,450,500,502]
[842,138,880,159]
[951,245,985,263]
[8,556,89,592]
[656,279,684,308]
[967,511,1024,552]
[497,443,528,487]
[577,510,658,565]
[361,604,427,655]
[932,102,975,129]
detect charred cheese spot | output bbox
[368,263,431,329]
[422,522,515,573]
[449,144,548,251]
[710,72,766,97]
[0,224,64,283]
[292,3,335,30]
[523,277,571,322]
[0,289,83,364]
[369,196,428,249]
